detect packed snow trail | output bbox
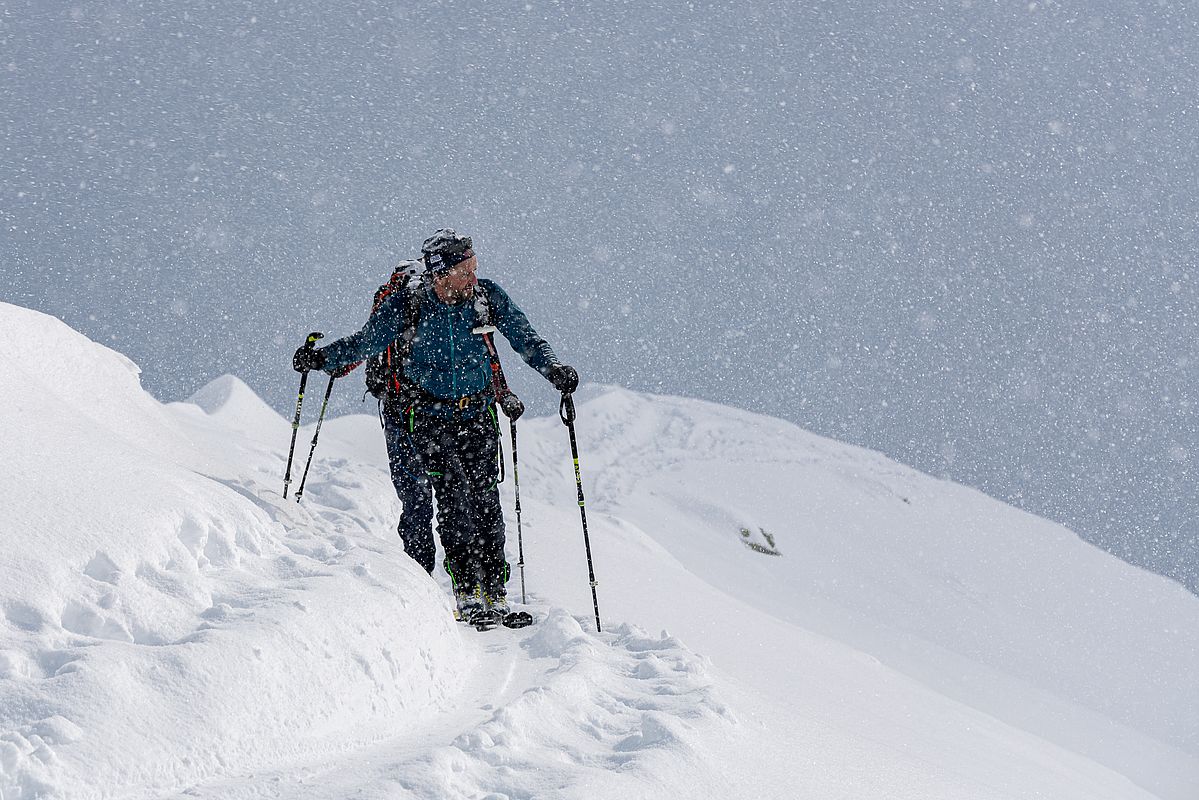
[174,610,732,800]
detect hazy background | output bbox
[4,1,1195,591]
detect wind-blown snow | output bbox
[1,302,1195,799]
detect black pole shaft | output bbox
[284,332,323,498]
[561,394,601,632]
[283,370,310,499]
[510,419,527,605]
[295,375,335,502]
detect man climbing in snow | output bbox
[292,229,578,627]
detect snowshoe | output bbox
[501,610,534,629]
[471,591,514,631]
[472,608,503,631]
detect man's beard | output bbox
[442,284,475,304]
[436,283,477,304]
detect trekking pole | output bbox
[481,326,527,602]
[509,418,527,604]
[295,374,336,503]
[560,393,601,632]
[283,331,323,498]
[497,391,527,603]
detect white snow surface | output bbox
[1,301,1196,800]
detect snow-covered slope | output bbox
[512,386,1199,798]
[1,302,1196,800]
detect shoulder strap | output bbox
[470,282,522,417]
[395,275,428,356]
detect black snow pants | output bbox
[409,405,507,597]
[381,396,436,573]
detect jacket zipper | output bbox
[449,305,458,397]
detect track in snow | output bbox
[175,608,731,800]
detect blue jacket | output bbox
[320,278,559,415]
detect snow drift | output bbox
[0,303,467,797]
[1,301,1196,799]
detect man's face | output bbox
[432,253,478,302]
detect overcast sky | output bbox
[4,1,1195,591]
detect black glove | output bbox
[292,345,327,373]
[498,392,525,421]
[548,364,578,394]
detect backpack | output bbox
[363,262,498,401]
